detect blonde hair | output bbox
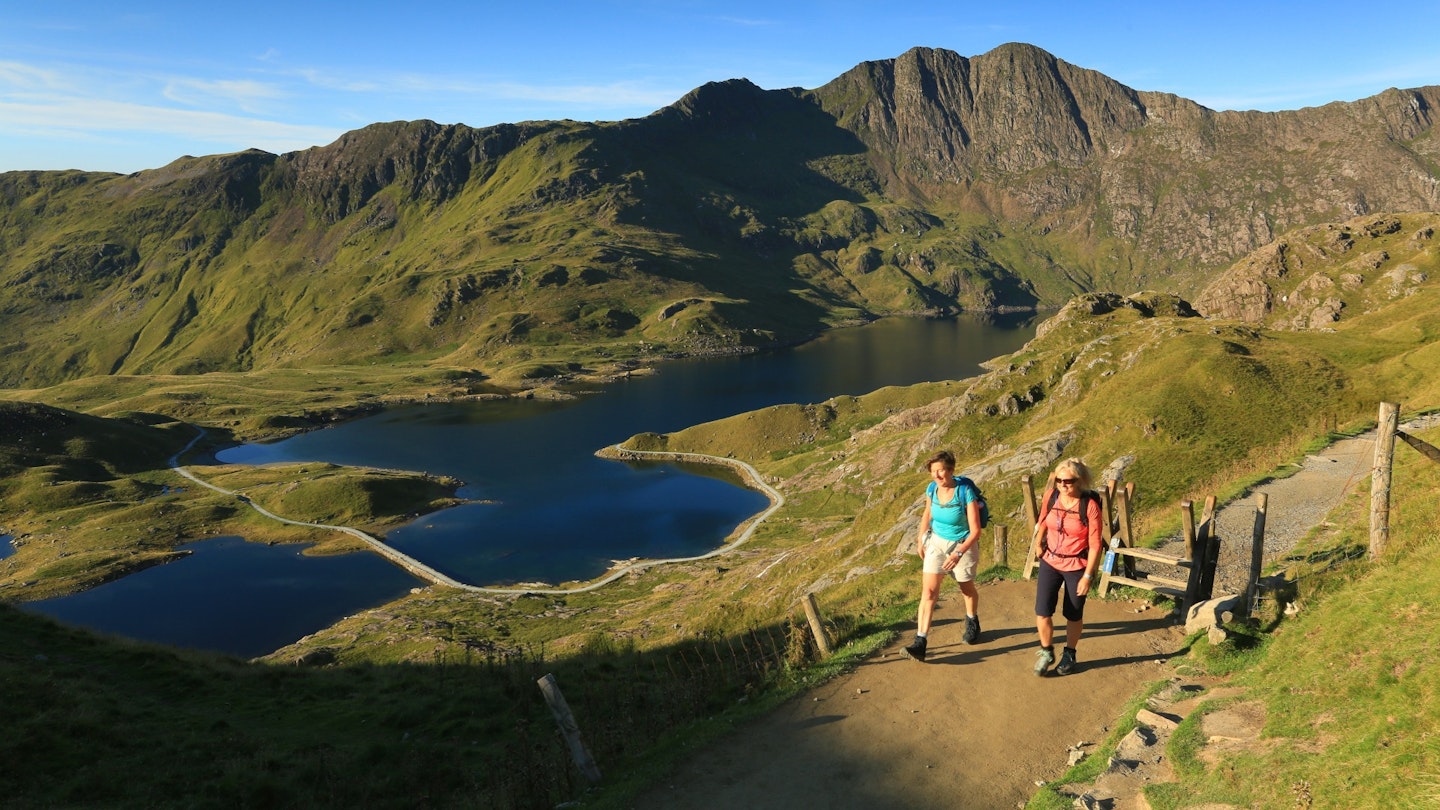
[1053,457,1093,491]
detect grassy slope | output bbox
[0,217,1437,806]
[1145,422,1440,810]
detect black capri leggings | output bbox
[1035,558,1088,622]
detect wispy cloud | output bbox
[0,60,69,91]
[162,77,286,113]
[290,66,682,110]
[0,96,339,152]
[0,58,336,153]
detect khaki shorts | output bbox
[921,533,978,582]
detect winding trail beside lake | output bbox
[170,431,782,596]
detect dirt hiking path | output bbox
[634,579,1182,809]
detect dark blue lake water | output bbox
[24,314,1036,655]
[25,536,417,659]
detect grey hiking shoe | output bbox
[901,636,928,663]
[1056,647,1077,675]
[1033,646,1055,676]
[962,615,981,644]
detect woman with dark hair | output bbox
[1031,457,1104,676]
[901,450,983,663]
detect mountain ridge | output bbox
[2,43,1437,388]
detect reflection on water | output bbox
[219,313,1038,587]
[31,313,1036,655]
[23,536,418,658]
[0,534,13,561]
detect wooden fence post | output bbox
[1370,402,1400,559]
[1021,475,1042,579]
[1101,480,1116,549]
[1196,495,1219,600]
[993,525,1008,567]
[536,673,602,783]
[1241,493,1268,618]
[802,592,832,657]
[1115,484,1138,579]
[1180,499,1196,562]
[1185,495,1218,611]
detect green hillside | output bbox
[1,40,1439,807]
[2,249,1437,805]
[2,45,1436,392]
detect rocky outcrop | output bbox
[1195,213,1438,327]
[283,119,561,221]
[815,44,1440,274]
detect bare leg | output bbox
[916,572,944,635]
[1065,619,1083,649]
[1036,614,1054,648]
[959,579,979,617]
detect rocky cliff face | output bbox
[1,43,1438,386]
[1195,213,1437,328]
[816,44,1149,179]
[280,119,564,221]
[812,43,1440,284]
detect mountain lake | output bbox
[23,313,1037,657]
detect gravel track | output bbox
[1151,413,1440,597]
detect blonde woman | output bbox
[902,450,983,663]
[1031,458,1104,676]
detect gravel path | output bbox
[1153,413,1440,597]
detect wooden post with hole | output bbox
[1241,493,1268,618]
[994,525,1008,567]
[1094,483,1119,597]
[802,592,832,657]
[1370,402,1400,560]
[1101,480,1116,549]
[1122,482,1138,578]
[536,673,602,783]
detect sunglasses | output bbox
[1055,477,1078,485]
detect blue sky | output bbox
[3,1,1438,174]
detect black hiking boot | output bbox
[901,635,928,663]
[1056,647,1078,675]
[962,615,981,644]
